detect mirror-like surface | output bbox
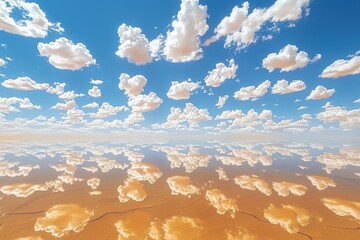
[0,141,359,239]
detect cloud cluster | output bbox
[316,103,360,129]
[234,80,271,101]
[0,97,40,113]
[0,0,62,38]
[167,80,200,100]
[118,73,147,97]
[204,59,237,87]
[127,162,162,184]
[2,77,49,90]
[164,0,208,62]
[89,102,127,118]
[38,37,96,70]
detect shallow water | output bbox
[0,141,359,239]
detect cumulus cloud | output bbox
[47,82,66,95]
[272,181,307,197]
[59,91,85,100]
[153,103,211,129]
[166,176,200,197]
[167,80,200,100]
[205,188,238,218]
[163,216,204,239]
[306,85,335,100]
[234,175,272,196]
[320,52,360,78]
[88,86,101,98]
[82,102,99,109]
[117,178,147,202]
[0,0,62,38]
[38,37,96,70]
[90,102,127,118]
[87,178,100,190]
[307,175,336,190]
[0,183,47,197]
[321,198,360,222]
[207,0,309,49]
[262,45,312,72]
[128,92,163,112]
[90,79,103,85]
[204,59,237,87]
[271,79,306,94]
[234,80,271,101]
[127,162,162,184]
[264,204,311,234]
[316,103,360,129]
[118,73,147,96]
[34,204,94,238]
[0,97,41,113]
[116,24,160,65]
[1,76,49,90]
[215,95,229,109]
[0,161,40,177]
[164,0,208,62]
[51,100,75,110]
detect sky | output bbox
[0,0,359,136]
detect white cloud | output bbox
[234,80,271,101]
[59,91,85,100]
[0,0,62,38]
[87,178,100,190]
[0,183,47,197]
[127,162,162,184]
[297,106,307,110]
[51,100,75,110]
[90,79,103,85]
[82,102,99,108]
[0,57,6,67]
[88,86,101,98]
[316,103,360,129]
[115,24,157,65]
[215,95,229,108]
[353,98,360,104]
[0,97,40,112]
[47,82,66,95]
[207,0,309,49]
[153,103,211,129]
[205,188,238,218]
[63,108,85,124]
[1,76,49,90]
[128,92,163,113]
[164,0,208,62]
[167,80,200,100]
[118,73,147,96]
[306,85,335,100]
[204,59,237,87]
[320,52,360,78]
[262,45,310,72]
[34,204,94,238]
[90,102,127,118]
[38,37,96,70]
[271,79,306,94]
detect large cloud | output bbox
[128,92,163,113]
[306,85,335,100]
[0,0,63,38]
[234,80,271,101]
[320,52,360,78]
[115,24,161,65]
[34,204,94,238]
[204,59,237,87]
[38,37,96,70]
[321,198,360,222]
[118,73,147,96]
[316,103,360,129]
[164,0,208,62]
[271,79,306,94]
[262,45,311,72]
[1,76,49,90]
[207,0,309,49]
[167,80,200,100]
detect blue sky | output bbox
[0,0,359,135]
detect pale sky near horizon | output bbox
[0,0,359,135]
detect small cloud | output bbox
[306,85,335,100]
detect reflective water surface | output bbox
[0,141,359,239]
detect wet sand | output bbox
[0,141,360,239]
